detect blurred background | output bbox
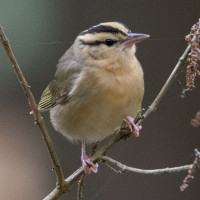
[0,1,200,199]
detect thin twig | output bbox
[138,44,191,124]
[44,167,84,200]
[102,156,191,175]
[0,25,65,188]
[104,161,122,173]
[77,174,86,200]
[91,141,100,156]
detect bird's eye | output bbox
[104,39,115,46]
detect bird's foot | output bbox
[125,116,142,137]
[81,153,98,174]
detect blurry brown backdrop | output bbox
[0,1,200,199]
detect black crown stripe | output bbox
[80,25,127,36]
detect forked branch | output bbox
[102,156,191,175]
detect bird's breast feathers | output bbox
[50,57,144,142]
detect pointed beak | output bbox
[122,33,150,48]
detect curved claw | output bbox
[125,116,142,137]
[81,154,98,174]
[81,140,98,174]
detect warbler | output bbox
[38,22,149,174]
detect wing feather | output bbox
[38,46,82,111]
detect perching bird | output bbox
[38,22,149,174]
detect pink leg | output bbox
[81,140,98,174]
[125,116,142,137]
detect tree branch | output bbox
[44,167,84,200]
[0,25,65,188]
[77,174,86,200]
[102,156,191,175]
[138,44,191,124]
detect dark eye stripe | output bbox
[80,39,117,46]
[80,25,127,36]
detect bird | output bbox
[38,22,149,174]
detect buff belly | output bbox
[50,94,141,143]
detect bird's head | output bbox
[74,22,149,70]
